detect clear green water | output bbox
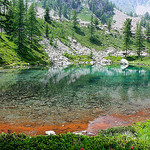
[0,65,150,125]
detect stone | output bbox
[120,59,129,65]
[45,130,56,135]
[101,59,111,65]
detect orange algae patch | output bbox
[0,108,149,136]
[0,122,88,136]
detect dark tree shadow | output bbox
[16,44,47,64]
[90,37,102,46]
[75,27,85,36]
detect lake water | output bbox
[0,65,150,135]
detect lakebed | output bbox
[0,65,150,136]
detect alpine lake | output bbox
[0,65,150,136]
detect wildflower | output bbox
[126,141,128,143]
[110,148,114,150]
[80,148,84,150]
[131,146,133,150]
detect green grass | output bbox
[52,21,124,51]
[128,56,150,66]
[78,7,93,22]
[0,120,149,150]
[104,56,122,63]
[63,52,92,63]
[0,33,49,67]
[104,55,150,66]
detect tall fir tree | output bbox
[135,22,144,60]
[90,14,94,40]
[62,4,68,19]
[94,18,99,27]
[59,5,62,19]
[72,9,78,28]
[107,19,111,32]
[145,22,150,42]
[123,18,132,57]
[45,23,49,39]
[44,5,51,24]
[15,0,26,51]
[25,0,28,14]
[26,3,41,46]
[4,2,16,37]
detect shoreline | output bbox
[0,108,149,136]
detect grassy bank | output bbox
[0,33,49,67]
[105,56,150,66]
[0,120,149,150]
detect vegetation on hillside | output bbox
[0,0,150,67]
[0,120,149,150]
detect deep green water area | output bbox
[0,65,150,134]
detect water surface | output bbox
[0,65,150,135]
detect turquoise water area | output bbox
[0,65,150,125]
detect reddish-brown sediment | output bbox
[0,108,149,136]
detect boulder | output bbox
[101,59,111,65]
[120,59,129,65]
[45,130,56,135]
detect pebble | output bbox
[45,130,56,135]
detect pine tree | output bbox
[72,9,78,28]
[44,5,51,24]
[62,4,68,18]
[26,3,41,46]
[45,23,49,39]
[0,0,10,37]
[94,18,99,27]
[123,18,132,57]
[59,5,62,19]
[145,22,150,42]
[25,0,28,14]
[135,22,144,60]
[4,3,16,37]
[90,14,94,40]
[107,19,111,32]
[15,0,26,51]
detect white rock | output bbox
[101,59,111,65]
[120,59,129,65]
[45,130,56,135]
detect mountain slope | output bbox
[110,0,149,14]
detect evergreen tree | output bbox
[26,3,41,46]
[123,18,132,57]
[25,0,28,14]
[59,5,62,19]
[94,18,99,27]
[90,14,94,40]
[4,3,16,37]
[145,22,150,42]
[135,22,144,60]
[45,23,49,39]
[43,0,47,8]
[0,0,10,37]
[62,4,68,18]
[72,9,78,28]
[107,19,111,32]
[44,5,51,24]
[15,0,26,51]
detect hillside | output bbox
[112,8,141,31]
[110,0,150,14]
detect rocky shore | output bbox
[41,37,148,67]
[41,37,127,66]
